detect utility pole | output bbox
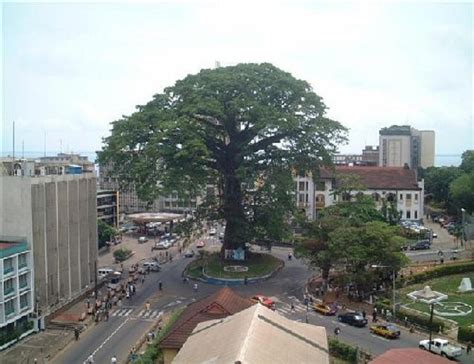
[428,303,434,352]
[94,260,98,299]
[392,270,396,315]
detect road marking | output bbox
[84,316,130,363]
[123,309,131,317]
[370,334,390,342]
[137,309,145,316]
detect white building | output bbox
[295,166,424,221]
[0,238,34,343]
[379,125,435,169]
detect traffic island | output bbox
[183,252,284,285]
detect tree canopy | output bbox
[99,63,347,254]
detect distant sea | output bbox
[0,151,463,167]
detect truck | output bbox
[418,338,463,359]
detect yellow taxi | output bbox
[369,324,401,339]
[312,303,337,316]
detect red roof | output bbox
[0,242,17,250]
[320,166,420,190]
[370,348,452,364]
[159,287,255,349]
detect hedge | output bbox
[400,261,474,287]
[374,301,445,332]
[113,248,132,262]
[328,338,358,363]
[458,326,474,343]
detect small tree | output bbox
[98,219,117,249]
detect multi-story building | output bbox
[295,166,424,221]
[332,146,379,167]
[97,190,119,227]
[361,145,379,166]
[379,125,435,169]
[0,237,34,343]
[0,174,97,317]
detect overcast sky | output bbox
[2,1,473,160]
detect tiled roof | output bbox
[159,287,254,349]
[320,166,420,190]
[369,348,452,364]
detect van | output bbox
[98,268,115,278]
[143,261,161,272]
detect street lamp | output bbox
[371,264,396,316]
[461,208,466,246]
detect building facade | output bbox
[0,238,34,341]
[379,125,435,169]
[295,166,424,222]
[97,190,119,227]
[0,174,97,316]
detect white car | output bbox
[209,228,217,235]
[142,261,161,271]
[419,338,463,359]
[138,236,148,243]
[154,241,171,250]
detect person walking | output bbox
[193,283,198,293]
[158,280,163,291]
[467,341,472,355]
[146,301,151,311]
[334,327,341,336]
[74,327,80,341]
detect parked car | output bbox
[138,236,148,243]
[196,241,205,249]
[98,267,116,279]
[154,241,171,250]
[337,312,367,327]
[250,295,275,310]
[410,240,431,250]
[142,261,161,272]
[184,250,195,258]
[209,228,217,235]
[370,324,400,339]
[418,338,463,359]
[313,303,337,316]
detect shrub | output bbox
[458,326,474,343]
[113,248,131,262]
[400,261,474,287]
[328,338,358,363]
[375,301,445,332]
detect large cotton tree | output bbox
[99,63,347,255]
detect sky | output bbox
[2,1,473,162]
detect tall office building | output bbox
[379,125,435,169]
[0,174,97,316]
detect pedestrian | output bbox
[372,311,377,323]
[334,327,341,336]
[386,310,392,322]
[111,355,117,363]
[158,281,163,291]
[141,275,145,284]
[362,310,366,319]
[288,252,292,260]
[74,327,80,341]
[86,298,90,309]
[105,309,109,321]
[87,353,94,363]
[193,283,198,293]
[404,316,408,327]
[291,303,295,311]
[146,301,151,311]
[467,341,472,355]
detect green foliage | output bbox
[460,150,474,173]
[450,172,474,214]
[400,261,474,286]
[0,320,34,346]
[375,301,445,332]
[97,219,117,249]
[99,63,347,252]
[458,326,474,343]
[424,166,462,206]
[328,338,359,363]
[113,248,132,262]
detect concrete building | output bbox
[295,166,424,222]
[0,174,97,316]
[0,238,34,343]
[332,146,379,167]
[362,145,380,166]
[97,190,119,227]
[379,125,435,169]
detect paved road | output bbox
[53,225,471,363]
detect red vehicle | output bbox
[196,241,205,249]
[250,295,276,310]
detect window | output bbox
[316,181,325,191]
[4,258,13,274]
[20,294,29,308]
[4,279,14,295]
[306,181,309,190]
[19,274,28,289]
[414,194,418,201]
[298,194,305,203]
[299,182,305,191]
[414,210,418,219]
[399,194,403,200]
[305,194,309,203]
[406,211,411,219]
[406,194,411,200]
[5,300,15,315]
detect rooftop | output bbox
[321,166,420,190]
[0,239,28,258]
[159,287,254,350]
[369,348,452,364]
[172,304,329,364]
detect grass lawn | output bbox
[186,252,282,279]
[400,273,474,328]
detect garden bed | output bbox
[185,252,282,279]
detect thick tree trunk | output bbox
[221,170,247,257]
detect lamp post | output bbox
[371,264,396,316]
[461,208,466,246]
